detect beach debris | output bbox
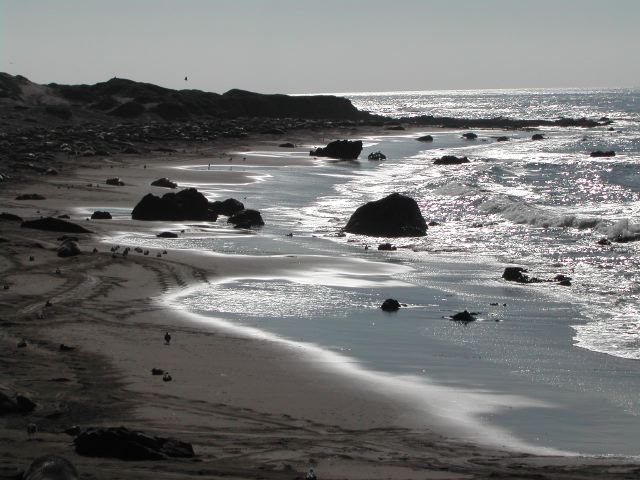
[380,299,401,312]
[209,198,245,216]
[416,134,433,142]
[58,239,81,257]
[310,139,363,160]
[162,373,172,382]
[164,332,171,345]
[15,193,46,200]
[105,177,125,186]
[496,136,510,142]
[531,133,545,140]
[156,252,162,257]
[450,310,477,323]
[90,211,112,220]
[228,209,265,228]
[157,231,178,238]
[73,426,194,460]
[433,155,470,165]
[462,132,477,140]
[377,243,397,251]
[27,423,38,439]
[151,368,164,375]
[279,142,295,148]
[162,250,167,254]
[22,217,92,233]
[59,344,75,352]
[367,151,387,161]
[151,177,178,189]
[132,188,218,221]
[345,193,427,237]
[590,150,616,157]
[22,455,79,480]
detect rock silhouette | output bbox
[344,193,427,237]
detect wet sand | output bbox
[1,132,639,479]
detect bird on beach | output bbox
[164,332,171,345]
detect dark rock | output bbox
[228,209,264,228]
[279,142,295,148]
[58,214,70,219]
[209,198,245,216]
[310,140,363,160]
[22,217,91,234]
[0,391,36,414]
[450,310,476,323]
[597,238,612,246]
[367,151,386,161]
[462,132,477,140]
[380,299,401,312]
[433,155,470,165]
[377,243,397,251]
[502,267,530,283]
[151,178,178,189]
[496,136,509,142]
[590,150,616,158]
[416,135,433,142]
[0,212,22,221]
[131,188,218,221]
[557,279,572,286]
[156,232,178,238]
[16,194,45,200]
[73,426,195,460]
[427,221,440,226]
[106,177,125,186]
[90,211,112,220]
[151,368,164,375]
[23,455,79,480]
[59,344,75,352]
[57,240,81,258]
[531,133,545,140]
[344,193,427,237]
[386,125,405,131]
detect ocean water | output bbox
[112,88,640,456]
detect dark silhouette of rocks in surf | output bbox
[416,135,433,142]
[386,125,405,131]
[151,178,178,189]
[279,142,295,148]
[90,211,112,220]
[16,193,45,200]
[590,150,616,158]
[310,140,363,160]
[228,209,264,228]
[157,231,178,238]
[378,243,397,251]
[209,198,245,217]
[531,133,545,140]
[462,132,477,140]
[132,188,218,221]
[496,136,509,142]
[0,212,22,222]
[450,310,477,323]
[433,155,470,165]
[344,193,427,237]
[502,267,539,283]
[57,239,81,257]
[380,299,401,312]
[22,217,91,234]
[367,151,386,160]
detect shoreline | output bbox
[1,128,639,478]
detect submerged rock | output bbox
[73,426,195,460]
[433,155,470,165]
[16,194,45,200]
[380,299,401,312]
[0,212,22,222]
[377,243,397,251]
[502,267,532,283]
[496,136,509,142]
[310,140,362,160]
[105,177,125,186]
[279,142,295,148]
[344,193,427,237]
[156,231,178,238]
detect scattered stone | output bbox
[433,155,470,165]
[531,133,545,140]
[59,344,75,352]
[23,455,79,480]
[15,194,45,200]
[105,177,125,186]
[310,140,363,160]
[590,150,616,158]
[163,373,172,382]
[496,136,509,142]
[416,135,433,142]
[450,310,477,323]
[367,151,386,161]
[462,132,477,140]
[151,368,164,375]
[151,178,178,189]
[156,231,178,238]
[22,217,91,233]
[73,426,195,460]
[344,193,427,237]
[279,142,295,148]
[377,243,397,251]
[597,238,612,246]
[228,209,264,228]
[380,299,401,312]
[90,211,112,220]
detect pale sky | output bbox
[1,0,638,94]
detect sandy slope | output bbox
[1,134,638,479]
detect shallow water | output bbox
[111,88,640,455]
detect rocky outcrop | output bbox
[151,178,178,189]
[378,243,397,251]
[433,155,470,165]
[21,217,91,233]
[531,133,545,140]
[462,132,477,140]
[367,151,386,161]
[279,142,295,148]
[57,239,81,257]
[73,426,195,460]
[209,198,245,217]
[590,150,616,157]
[344,193,427,237]
[310,140,363,160]
[23,455,79,480]
[16,194,45,200]
[90,211,112,220]
[380,299,401,312]
[131,188,218,221]
[106,177,125,186]
[416,135,433,142]
[227,209,264,228]
[450,310,477,322]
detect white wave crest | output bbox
[480,199,603,229]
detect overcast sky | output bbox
[1,0,638,94]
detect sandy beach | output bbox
[1,130,639,480]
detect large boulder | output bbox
[21,217,91,233]
[57,240,81,258]
[462,132,478,140]
[416,135,433,142]
[380,299,401,312]
[228,209,264,228]
[23,455,78,480]
[433,155,469,165]
[209,198,245,217]
[344,193,427,237]
[151,178,178,189]
[0,390,36,415]
[131,188,218,221]
[90,211,112,220]
[590,150,616,158]
[310,140,362,160]
[73,426,195,460]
